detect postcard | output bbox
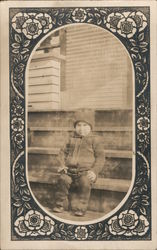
[0,1,157,249]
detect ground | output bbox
[46,207,105,222]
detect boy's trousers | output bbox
[54,170,93,212]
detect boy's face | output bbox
[75,121,91,137]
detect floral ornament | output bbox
[106,12,123,32]
[24,210,44,230]
[38,216,55,236]
[137,117,150,131]
[137,132,149,144]
[132,215,149,236]
[13,105,24,117]
[14,216,29,236]
[72,8,87,22]
[14,210,55,237]
[12,12,53,39]
[12,12,29,33]
[11,118,24,132]
[11,33,30,55]
[130,11,147,32]
[108,210,149,236]
[22,17,43,39]
[36,13,53,33]
[106,11,147,38]
[117,12,137,38]
[14,132,24,145]
[75,226,88,240]
[137,103,148,116]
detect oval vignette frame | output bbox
[25,23,135,225]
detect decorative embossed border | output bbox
[10,7,151,241]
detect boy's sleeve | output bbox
[56,137,69,169]
[92,136,105,176]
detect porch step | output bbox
[29,174,131,193]
[29,126,132,132]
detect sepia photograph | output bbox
[27,24,133,222]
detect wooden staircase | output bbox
[28,109,132,216]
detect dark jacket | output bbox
[58,132,105,176]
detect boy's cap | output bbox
[74,109,95,128]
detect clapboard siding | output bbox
[29,60,60,70]
[28,56,61,110]
[62,24,132,109]
[29,75,59,86]
[28,84,60,94]
[29,68,60,78]
[28,102,60,110]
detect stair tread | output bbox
[28,147,133,158]
[29,126,132,132]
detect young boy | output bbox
[53,109,105,216]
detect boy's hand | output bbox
[87,171,96,182]
[58,166,68,174]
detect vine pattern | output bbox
[10,7,150,240]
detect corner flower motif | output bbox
[130,11,147,32]
[132,215,149,236]
[12,12,29,33]
[72,8,87,22]
[22,18,42,39]
[11,118,24,132]
[119,210,138,236]
[36,13,53,34]
[108,210,149,236]
[117,12,137,38]
[75,226,88,240]
[106,12,123,32]
[24,210,44,230]
[38,216,55,235]
[14,210,55,237]
[108,215,125,235]
[12,12,53,40]
[14,216,29,236]
[137,117,150,131]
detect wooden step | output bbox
[28,130,132,150]
[29,126,132,132]
[29,174,131,193]
[28,109,132,128]
[28,147,132,158]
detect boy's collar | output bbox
[73,131,92,138]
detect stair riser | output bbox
[28,110,132,128]
[28,131,132,150]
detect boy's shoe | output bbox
[53,206,64,213]
[74,211,85,216]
